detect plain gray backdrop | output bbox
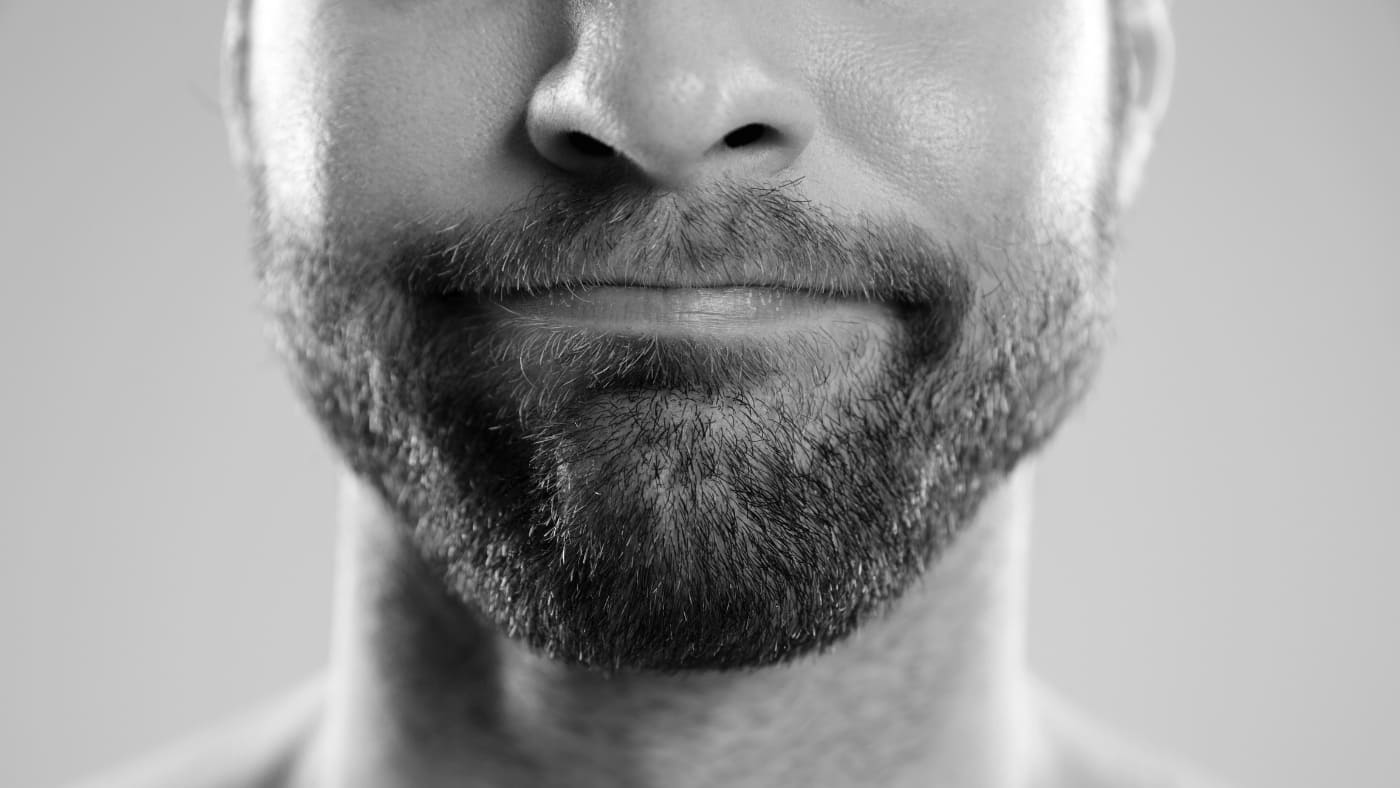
[3,2,1397,786]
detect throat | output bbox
[300,468,1039,788]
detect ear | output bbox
[221,0,255,174]
[1115,0,1175,208]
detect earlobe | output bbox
[1116,0,1175,208]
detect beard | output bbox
[255,178,1113,672]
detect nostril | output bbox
[723,124,770,149]
[566,131,615,158]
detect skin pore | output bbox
[84,0,1194,786]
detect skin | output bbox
[74,0,1215,786]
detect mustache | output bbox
[382,179,974,309]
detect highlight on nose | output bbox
[526,53,816,189]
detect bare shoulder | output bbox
[64,680,323,788]
[1033,683,1236,788]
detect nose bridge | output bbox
[528,0,816,188]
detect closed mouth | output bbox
[480,285,894,338]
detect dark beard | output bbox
[257,180,1111,672]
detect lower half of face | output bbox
[259,180,1110,671]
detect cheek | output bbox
[248,1,559,237]
[246,0,328,232]
[808,0,1113,236]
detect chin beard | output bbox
[258,181,1111,672]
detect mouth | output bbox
[482,286,894,338]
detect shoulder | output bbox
[1032,683,1235,788]
[64,680,323,788]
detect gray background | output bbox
[3,2,1397,786]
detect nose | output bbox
[526,2,816,189]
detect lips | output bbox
[485,285,894,338]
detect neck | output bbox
[296,465,1045,788]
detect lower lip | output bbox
[487,287,891,337]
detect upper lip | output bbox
[427,269,887,303]
[528,278,850,295]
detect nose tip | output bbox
[526,43,816,189]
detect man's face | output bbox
[233,0,1126,671]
